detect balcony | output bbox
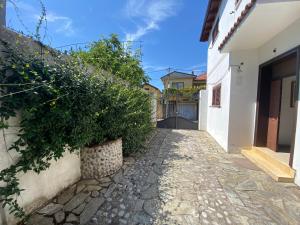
[220,0,300,52]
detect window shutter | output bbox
[212,84,221,107]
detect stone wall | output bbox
[81,139,123,180]
[0,28,124,225]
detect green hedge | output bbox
[0,39,152,219]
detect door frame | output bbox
[254,46,300,167]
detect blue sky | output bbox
[6,0,209,90]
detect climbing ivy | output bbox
[0,37,152,221]
[163,86,205,101]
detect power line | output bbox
[55,42,90,49]
[0,82,53,99]
[144,68,169,73]
[145,67,206,74]
[0,81,50,86]
[55,40,144,50]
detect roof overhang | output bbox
[220,0,300,52]
[143,83,161,92]
[200,0,222,42]
[161,72,196,81]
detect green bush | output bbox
[0,37,152,219]
[73,34,149,87]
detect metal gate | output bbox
[157,116,198,130]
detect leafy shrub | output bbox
[0,36,152,219]
[73,34,149,87]
[106,84,153,155]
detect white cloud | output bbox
[142,61,168,72]
[34,12,75,36]
[124,0,182,42]
[7,1,75,37]
[186,63,207,71]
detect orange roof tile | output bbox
[194,73,207,81]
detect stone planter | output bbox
[81,139,123,179]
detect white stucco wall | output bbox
[205,0,255,151]
[258,18,300,63]
[257,19,300,186]
[227,50,259,152]
[0,115,81,225]
[293,100,300,186]
[278,76,296,146]
[198,90,208,131]
[204,1,300,186]
[207,67,231,150]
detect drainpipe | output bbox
[0,0,6,27]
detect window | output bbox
[212,18,219,45]
[212,84,221,107]
[172,82,184,89]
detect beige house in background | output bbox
[161,71,206,121]
[143,83,163,121]
[161,71,196,90]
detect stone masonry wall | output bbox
[81,139,123,180]
[0,27,124,225]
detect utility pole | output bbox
[165,67,172,119]
[139,41,143,62]
[0,0,6,27]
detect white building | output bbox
[200,0,300,185]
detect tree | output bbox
[74,34,149,87]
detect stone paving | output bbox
[29,129,300,225]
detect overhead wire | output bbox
[0,82,54,99]
[0,81,51,86]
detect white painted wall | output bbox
[258,18,300,63]
[256,19,300,186]
[199,90,208,131]
[207,69,231,150]
[0,116,81,225]
[225,18,300,152]
[205,0,254,151]
[227,50,259,152]
[293,100,300,186]
[204,1,300,186]
[278,76,296,146]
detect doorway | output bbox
[255,49,299,166]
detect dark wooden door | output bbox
[267,80,282,151]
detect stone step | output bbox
[241,147,295,183]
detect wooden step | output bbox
[241,147,295,183]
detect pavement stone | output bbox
[64,192,90,212]
[54,211,65,224]
[37,203,63,215]
[28,129,300,225]
[80,197,105,224]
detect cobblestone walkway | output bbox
[30,129,300,225]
